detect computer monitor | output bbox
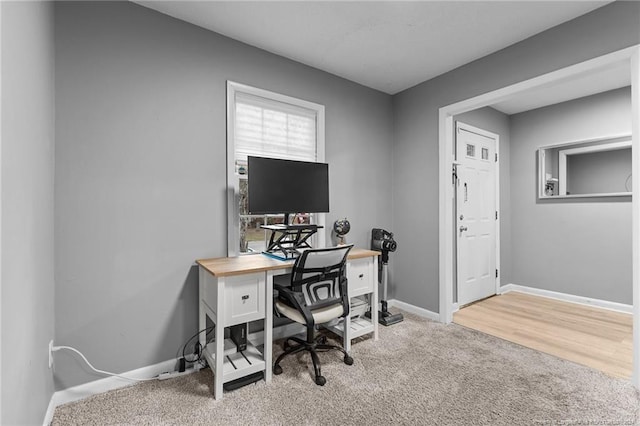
[247,156,329,223]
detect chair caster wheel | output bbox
[318,336,328,345]
[344,355,354,365]
[273,365,283,375]
[315,375,326,386]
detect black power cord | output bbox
[180,325,215,368]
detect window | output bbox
[466,144,475,157]
[482,147,489,160]
[227,82,325,255]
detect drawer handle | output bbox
[241,295,250,300]
[358,274,364,278]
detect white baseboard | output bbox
[43,357,187,426]
[500,283,632,314]
[387,299,440,321]
[44,395,57,426]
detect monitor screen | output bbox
[247,156,329,215]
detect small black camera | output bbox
[371,228,397,254]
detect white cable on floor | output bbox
[51,345,157,382]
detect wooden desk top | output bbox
[197,247,380,277]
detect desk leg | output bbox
[265,271,274,383]
[199,302,206,349]
[198,268,206,349]
[213,279,225,400]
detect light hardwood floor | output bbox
[453,291,632,378]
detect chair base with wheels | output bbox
[273,330,353,386]
[272,245,354,386]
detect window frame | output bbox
[226,81,326,256]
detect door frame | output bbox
[455,122,501,305]
[0,2,3,421]
[438,45,640,388]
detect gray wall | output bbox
[510,88,632,304]
[1,1,56,424]
[452,107,512,297]
[392,1,640,313]
[54,1,393,389]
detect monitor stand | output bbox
[260,223,323,259]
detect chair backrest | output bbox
[291,245,353,310]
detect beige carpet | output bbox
[52,312,640,425]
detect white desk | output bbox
[196,248,379,400]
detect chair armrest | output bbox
[339,276,350,318]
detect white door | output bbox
[456,122,498,306]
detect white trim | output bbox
[438,44,640,387]
[226,82,239,257]
[43,357,189,425]
[630,46,640,389]
[315,101,327,248]
[387,299,440,321]
[559,139,630,156]
[546,191,631,199]
[43,398,56,426]
[499,283,632,315]
[539,133,632,151]
[455,122,501,302]
[227,81,326,116]
[0,1,3,421]
[226,81,326,256]
[438,111,455,324]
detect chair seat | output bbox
[275,300,344,325]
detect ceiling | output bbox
[135,1,626,112]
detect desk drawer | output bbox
[347,257,375,297]
[224,273,266,326]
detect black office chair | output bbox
[273,244,354,386]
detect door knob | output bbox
[459,226,468,232]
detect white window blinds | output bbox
[233,92,317,168]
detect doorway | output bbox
[438,45,640,387]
